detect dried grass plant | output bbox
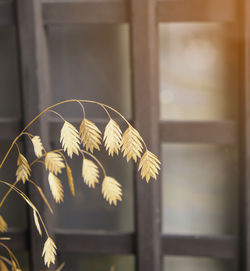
[0,99,160,270]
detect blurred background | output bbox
[0,0,246,270]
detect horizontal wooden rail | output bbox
[0,0,238,25]
[160,120,237,144]
[0,118,237,144]
[0,228,28,250]
[0,229,237,259]
[162,234,237,259]
[158,0,236,22]
[42,0,237,24]
[55,230,135,254]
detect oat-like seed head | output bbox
[138,150,161,182]
[42,237,57,268]
[121,126,143,162]
[82,158,99,188]
[79,119,102,153]
[45,152,65,175]
[103,119,122,156]
[102,176,122,206]
[31,136,44,158]
[60,121,80,158]
[48,173,64,203]
[16,153,31,184]
[0,215,7,233]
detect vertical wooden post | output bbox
[15,0,53,269]
[238,0,250,270]
[130,0,161,270]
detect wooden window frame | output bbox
[0,0,249,270]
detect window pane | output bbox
[58,253,135,271]
[164,256,233,271]
[48,24,131,119]
[162,143,238,235]
[0,26,20,118]
[52,141,134,231]
[159,23,237,121]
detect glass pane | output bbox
[58,253,134,271]
[162,143,238,235]
[159,23,237,121]
[0,26,20,118]
[48,24,131,119]
[0,141,27,228]
[164,256,233,271]
[52,141,134,231]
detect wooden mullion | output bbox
[238,0,250,269]
[16,0,53,269]
[160,120,237,144]
[130,0,161,270]
[162,234,237,259]
[55,230,135,254]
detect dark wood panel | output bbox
[16,0,53,269]
[42,0,236,24]
[158,0,236,22]
[160,120,237,144]
[0,118,20,140]
[238,0,250,269]
[162,234,237,259]
[43,0,128,24]
[55,230,135,254]
[0,229,28,251]
[130,0,161,270]
[0,2,15,25]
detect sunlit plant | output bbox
[0,99,160,270]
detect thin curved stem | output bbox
[0,242,20,269]
[81,149,106,177]
[0,179,19,208]
[49,110,66,122]
[76,100,86,119]
[0,180,49,237]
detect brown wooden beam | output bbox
[160,120,237,144]
[162,234,237,259]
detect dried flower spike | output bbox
[45,152,65,175]
[121,126,143,162]
[0,215,7,232]
[60,121,80,158]
[79,119,102,153]
[82,159,99,188]
[33,210,42,236]
[16,153,31,184]
[102,176,122,206]
[42,237,57,268]
[103,119,122,156]
[48,173,64,203]
[31,135,44,158]
[66,164,75,196]
[139,150,161,182]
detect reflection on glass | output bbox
[159,23,237,120]
[48,24,131,119]
[162,143,238,235]
[0,26,20,118]
[0,141,27,228]
[58,253,134,271]
[164,256,233,271]
[52,141,134,231]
